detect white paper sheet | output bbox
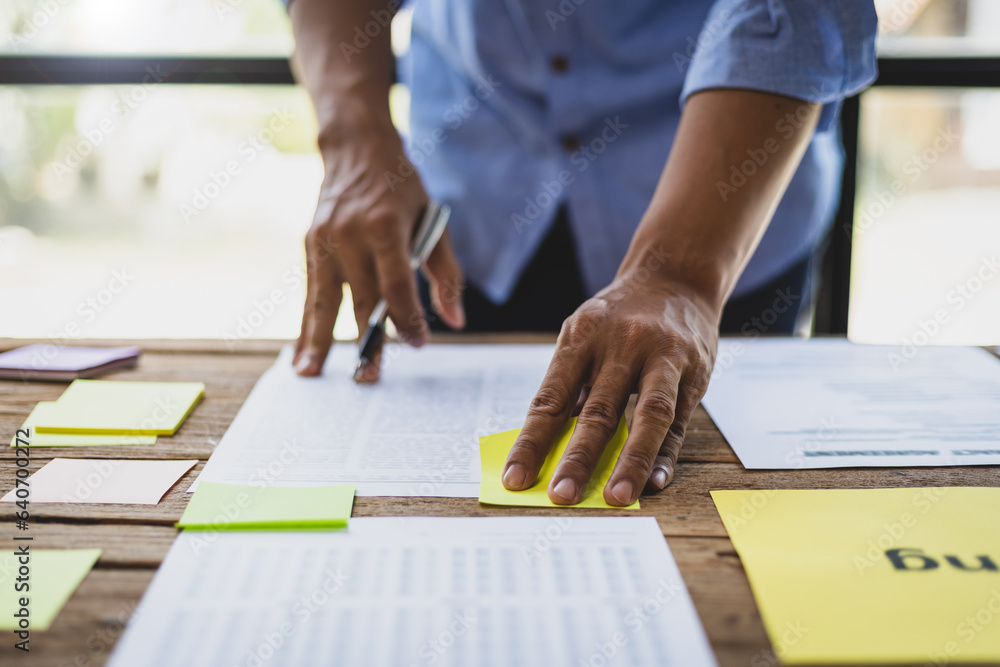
[702,338,1000,469]
[108,517,717,667]
[1,458,196,504]
[193,345,555,497]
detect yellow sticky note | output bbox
[34,380,205,435]
[177,482,355,530]
[9,403,157,447]
[479,416,639,509]
[0,549,101,631]
[712,487,1000,664]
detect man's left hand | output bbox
[501,272,718,506]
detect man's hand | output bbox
[287,0,464,381]
[502,276,717,506]
[292,124,465,382]
[501,89,821,506]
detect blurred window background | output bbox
[0,0,295,56]
[852,0,1000,345]
[0,0,998,345]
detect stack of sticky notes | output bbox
[178,482,356,531]
[32,380,205,436]
[11,403,156,447]
[0,344,140,381]
[13,380,205,447]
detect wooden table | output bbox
[1,337,997,667]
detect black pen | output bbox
[355,202,451,379]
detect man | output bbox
[288,1,878,506]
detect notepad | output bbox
[0,344,140,381]
[9,403,157,447]
[177,482,355,530]
[712,487,1000,664]
[479,416,639,509]
[0,549,101,631]
[1,458,197,504]
[33,380,205,435]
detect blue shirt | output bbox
[392,1,876,302]
[398,0,878,303]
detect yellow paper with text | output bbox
[479,416,639,510]
[712,487,1000,664]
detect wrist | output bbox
[618,212,743,312]
[617,241,732,314]
[314,89,396,148]
[317,109,401,162]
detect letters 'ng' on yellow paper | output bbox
[712,487,1000,664]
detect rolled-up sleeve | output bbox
[681,0,878,131]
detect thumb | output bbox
[422,230,466,330]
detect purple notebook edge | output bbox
[0,344,142,373]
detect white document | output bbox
[194,345,554,497]
[108,517,717,667]
[702,338,1000,469]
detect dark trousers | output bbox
[420,209,817,336]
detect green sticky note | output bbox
[34,380,205,435]
[479,416,640,509]
[0,549,101,631]
[177,482,355,530]
[10,403,157,447]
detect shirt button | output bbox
[549,54,570,74]
[560,134,581,152]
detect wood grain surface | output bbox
[0,338,997,667]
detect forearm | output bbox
[620,89,820,314]
[289,0,397,144]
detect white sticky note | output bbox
[1,458,197,504]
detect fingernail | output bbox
[650,468,668,490]
[552,478,577,504]
[611,480,635,505]
[502,464,526,490]
[353,360,379,384]
[454,302,466,330]
[294,352,317,376]
[410,327,429,348]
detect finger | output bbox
[354,344,382,385]
[503,345,591,492]
[294,226,344,376]
[422,230,466,330]
[365,208,429,347]
[572,385,590,416]
[645,378,702,492]
[339,249,380,331]
[606,359,681,504]
[549,361,635,505]
[338,248,382,383]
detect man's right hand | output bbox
[292,122,466,381]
